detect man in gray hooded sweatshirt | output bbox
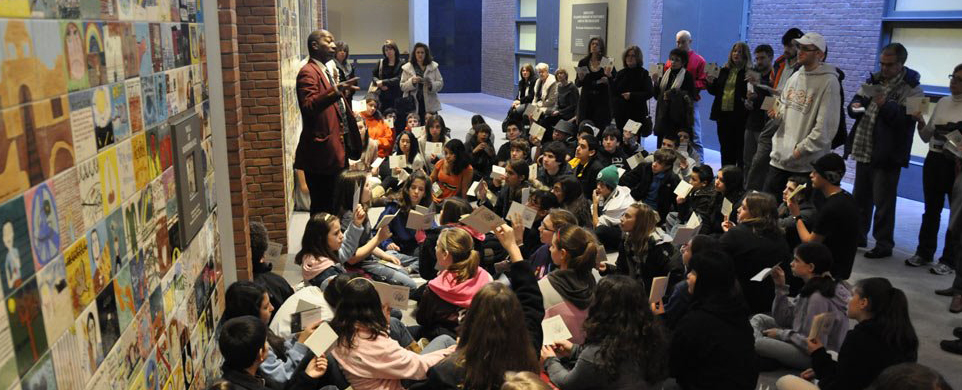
[764,32,841,195]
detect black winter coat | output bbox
[706,66,749,121]
[611,66,654,130]
[811,318,917,390]
[670,299,759,390]
[618,162,681,221]
[719,223,792,314]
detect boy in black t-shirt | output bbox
[786,153,860,280]
[597,126,628,169]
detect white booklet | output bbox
[648,276,669,304]
[459,206,505,233]
[507,201,538,229]
[541,315,573,345]
[624,119,642,135]
[303,321,338,356]
[674,180,693,198]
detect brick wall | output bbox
[481,0,516,99]
[219,0,253,280]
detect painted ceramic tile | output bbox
[98,147,121,214]
[134,183,153,244]
[6,278,49,377]
[115,0,130,19]
[125,78,144,136]
[113,264,134,332]
[154,122,171,171]
[159,24,173,71]
[116,139,136,202]
[80,0,115,20]
[133,24,151,77]
[95,282,120,356]
[25,97,75,186]
[61,21,88,91]
[63,236,92,316]
[0,0,29,17]
[20,351,55,390]
[147,285,163,342]
[131,132,149,189]
[76,156,101,228]
[30,0,57,16]
[0,302,18,390]
[0,197,35,295]
[154,334,170,388]
[127,248,145,312]
[51,167,84,249]
[130,0,145,19]
[155,217,170,279]
[104,23,126,84]
[115,320,140,380]
[76,300,102,375]
[67,90,96,164]
[170,23,187,68]
[200,101,208,139]
[160,165,176,224]
[188,24,199,67]
[27,20,69,102]
[0,107,31,204]
[122,195,138,256]
[57,0,79,17]
[144,128,161,179]
[85,221,112,295]
[51,324,91,388]
[147,24,162,74]
[36,255,71,343]
[105,209,126,268]
[91,86,115,151]
[23,183,59,270]
[193,0,200,23]
[83,22,108,87]
[143,353,157,390]
[110,83,131,142]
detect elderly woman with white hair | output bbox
[527,63,558,122]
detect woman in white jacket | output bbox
[401,42,444,122]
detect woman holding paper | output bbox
[543,275,669,390]
[775,277,917,390]
[751,242,850,370]
[465,124,497,180]
[375,171,435,257]
[507,63,537,124]
[719,191,791,314]
[653,48,696,142]
[538,225,599,345]
[431,139,474,202]
[400,42,444,122]
[613,203,679,291]
[611,46,654,137]
[704,165,746,235]
[378,130,428,190]
[575,37,615,129]
[706,42,752,167]
[420,114,449,168]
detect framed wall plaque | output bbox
[168,110,208,246]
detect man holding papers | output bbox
[846,43,924,260]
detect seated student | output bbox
[670,250,759,390]
[217,316,329,390]
[612,202,680,290]
[477,159,532,218]
[778,175,816,250]
[751,242,850,370]
[552,175,592,228]
[543,275,670,390]
[221,281,319,384]
[539,224,599,345]
[269,275,335,340]
[620,128,646,159]
[250,221,294,317]
[662,235,719,329]
[291,212,361,291]
[361,96,395,158]
[412,224,545,390]
[324,273,422,353]
[534,141,573,190]
[597,125,628,169]
[420,114,449,168]
[465,114,486,141]
[334,171,418,289]
[776,277,918,390]
[619,148,681,222]
[529,209,579,279]
[375,171,435,258]
[676,128,702,165]
[330,278,456,390]
[785,153,859,280]
[866,363,952,390]
[720,192,792,314]
[519,190,562,259]
[592,165,635,250]
[541,120,577,161]
[378,130,428,192]
[663,133,694,178]
[418,198,476,281]
[704,165,747,235]
[502,371,553,390]
[538,68,578,130]
[383,108,398,134]
[415,227,495,340]
[670,164,716,233]
[569,133,605,199]
[403,112,420,134]
[466,123,497,180]
[431,140,474,203]
[509,138,532,164]
[497,120,524,166]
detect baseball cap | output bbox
[811,153,845,185]
[554,120,576,135]
[596,165,620,189]
[794,32,826,53]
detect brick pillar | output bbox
[219,0,253,280]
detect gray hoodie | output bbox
[771,281,851,353]
[770,63,841,173]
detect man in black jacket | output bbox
[619,148,680,221]
[744,44,775,174]
[846,43,924,259]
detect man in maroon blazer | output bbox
[294,30,359,215]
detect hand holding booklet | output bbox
[626,152,645,169]
[460,206,505,233]
[372,281,410,310]
[508,201,538,229]
[303,322,338,356]
[624,119,642,135]
[529,122,546,142]
[674,180,693,198]
[542,315,573,345]
[649,276,669,304]
[721,198,733,217]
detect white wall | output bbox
[557,0,628,73]
[326,0,411,55]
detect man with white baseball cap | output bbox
[764,32,842,196]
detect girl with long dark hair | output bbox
[400,42,444,122]
[292,212,352,290]
[543,275,669,389]
[751,242,851,370]
[775,277,918,390]
[465,123,497,180]
[373,40,404,118]
[552,175,591,227]
[374,171,434,257]
[431,139,474,202]
[420,114,449,167]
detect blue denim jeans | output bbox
[358,251,419,289]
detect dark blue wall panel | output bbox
[429,0,482,92]
[536,0,559,70]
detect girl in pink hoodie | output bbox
[330,279,454,390]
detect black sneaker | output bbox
[864,248,892,259]
[941,339,962,355]
[954,327,962,339]
[905,255,932,267]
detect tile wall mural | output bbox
[0,0,224,387]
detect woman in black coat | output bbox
[706,42,751,167]
[670,249,759,390]
[653,48,696,142]
[373,40,405,126]
[507,63,537,124]
[576,37,615,127]
[611,46,654,136]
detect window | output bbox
[518,24,537,52]
[519,0,537,18]
[881,0,962,95]
[895,0,962,12]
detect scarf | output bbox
[659,67,688,95]
[547,269,596,310]
[852,69,907,163]
[301,254,335,282]
[427,267,493,308]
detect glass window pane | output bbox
[895,0,962,12]
[519,0,537,18]
[891,27,962,88]
[519,24,537,52]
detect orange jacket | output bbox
[362,111,394,158]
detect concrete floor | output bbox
[282,93,962,388]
